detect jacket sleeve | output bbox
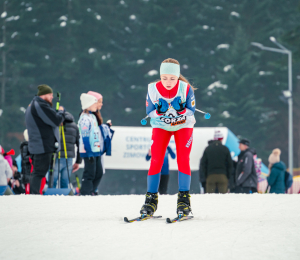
[177,86,196,116]
[267,168,278,186]
[146,92,160,118]
[5,160,13,179]
[226,148,233,178]
[236,152,253,186]
[200,149,208,178]
[75,125,82,164]
[35,101,65,127]
[167,146,176,159]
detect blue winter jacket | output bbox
[267,161,286,194]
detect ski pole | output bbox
[49,92,61,188]
[57,125,62,189]
[61,125,73,190]
[195,109,211,119]
[141,115,149,125]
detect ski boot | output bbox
[177,191,192,217]
[140,192,158,217]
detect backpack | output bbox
[284,171,293,190]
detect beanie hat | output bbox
[160,62,180,77]
[87,91,103,100]
[37,84,53,96]
[214,130,224,140]
[268,148,281,165]
[80,93,98,110]
[24,129,29,142]
[239,138,250,147]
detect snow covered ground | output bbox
[1,194,300,260]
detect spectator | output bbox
[25,84,65,194]
[20,129,33,194]
[53,109,81,188]
[0,146,12,186]
[0,145,14,169]
[234,139,257,193]
[8,160,25,194]
[200,131,233,194]
[267,148,286,194]
[78,93,103,195]
[199,140,214,193]
[87,91,114,175]
[145,145,176,194]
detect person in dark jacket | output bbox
[234,139,257,193]
[53,110,81,188]
[200,131,233,193]
[8,160,26,194]
[25,84,65,194]
[20,129,32,194]
[267,148,286,194]
[146,145,176,194]
[199,140,214,193]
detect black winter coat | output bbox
[20,141,32,184]
[58,112,81,164]
[200,140,233,178]
[25,96,65,154]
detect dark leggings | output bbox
[81,157,103,195]
[159,175,169,195]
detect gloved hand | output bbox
[89,157,94,163]
[155,98,169,114]
[171,97,186,112]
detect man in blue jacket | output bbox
[25,85,65,194]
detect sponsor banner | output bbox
[103,126,229,171]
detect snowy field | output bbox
[1,194,300,260]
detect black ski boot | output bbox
[177,191,192,216]
[140,192,158,216]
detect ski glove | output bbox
[171,97,186,112]
[155,98,169,114]
[89,157,94,163]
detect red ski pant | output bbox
[149,127,193,176]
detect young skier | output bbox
[140,58,196,218]
[78,93,103,195]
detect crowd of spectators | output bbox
[0,84,291,195]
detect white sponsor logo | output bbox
[186,135,193,148]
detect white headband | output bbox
[160,63,180,77]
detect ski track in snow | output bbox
[0,194,300,260]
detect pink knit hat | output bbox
[87,91,103,100]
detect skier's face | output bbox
[161,74,179,90]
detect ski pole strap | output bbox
[62,125,68,159]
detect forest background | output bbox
[1,0,300,174]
